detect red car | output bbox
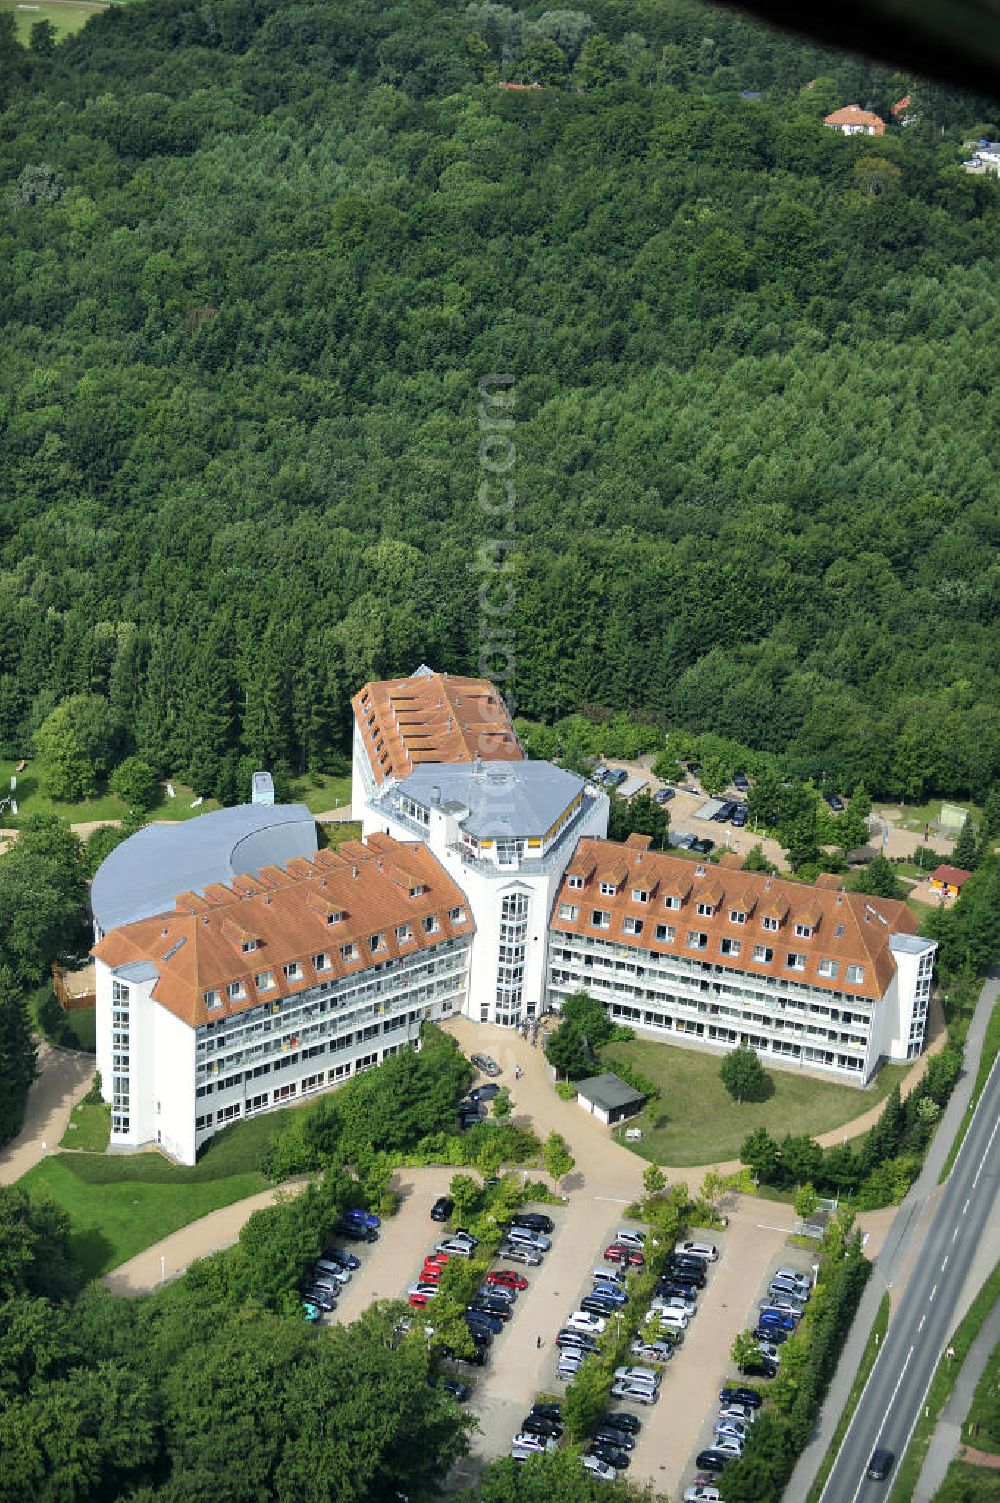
[424,1253,450,1268]
[420,1265,442,1284]
[486,1269,528,1291]
[605,1244,645,1267]
[408,1292,431,1308]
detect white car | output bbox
[715,1418,749,1441]
[645,1306,687,1330]
[684,1486,723,1502]
[756,1340,782,1363]
[507,1226,552,1251]
[610,1378,658,1405]
[760,1296,804,1318]
[435,1240,474,1258]
[512,1433,557,1453]
[558,1352,585,1379]
[711,1434,744,1456]
[675,1240,719,1262]
[614,1365,660,1387]
[406,1284,440,1299]
[615,1230,646,1249]
[658,1293,696,1317]
[630,1339,673,1363]
[581,1454,618,1481]
[719,1403,756,1424]
[773,1267,811,1290]
[592,1267,627,1287]
[566,1310,606,1335]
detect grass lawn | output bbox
[323,820,363,850]
[0,0,106,43]
[964,1325,1000,1452]
[932,1462,1000,1501]
[59,1101,111,1152]
[875,797,979,834]
[602,1039,909,1166]
[19,1108,292,1279]
[289,771,352,815]
[62,1005,97,1052]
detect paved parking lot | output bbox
[671,1228,815,1497]
[330,1167,448,1324]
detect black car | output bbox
[510,1212,555,1235]
[557,1331,599,1353]
[733,771,750,791]
[867,1447,894,1480]
[468,1300,511,1323]
[589,1442,630,1471]
[465,1312,502,1336]
[658,1280,698,1302]
[334,1221,378,1243]
[302,1286,337,1311]
[825,792,845,812]
[720,1386,763,1410]
[600,1411,641,1436]
[322,1246,361,1270]
[739,1356,778,1379]
[431,1196,454,1223]
[731,806,748,827]
[753,1324,790,1345]
[440,1344,487,1367]
[696,1449,734,1472]
[713,800,737,822]
[530,1403,563,1424]
[594,1427,635,1452]
[521,1415,563,1440]
[441,1379,470,1401]
[580,1296,619,1318]
[690,837,715,855]
[468,1083,500,1103]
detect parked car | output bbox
[755,1340,782,1363]
[653,1293,696,1318]
[566,1310,606,1335]
[690,837,715,855]
[335,1221,378,1243]
[675,1240,719,1262]
[468,1299,511,1323]
[476,1283,514,1304]
[754,1324,790,1346]
[733,771,750,791]
[436,1239,475,1257]
[719,1403,757,1424]
[594,1425,635,1451]
[590,1282,627,1306]
[581,1294,621,1318]
[600,1411,641,1436]
[615,1229,646,1249]
[825,793,845,813]
[558,1352,585,1380]
[713,800,737,822]
[465,1312,501,1337]
[487,1269,528,1291]
[593,1266,627,1287]
[511,1212,555,1234]
[408,1293,431,1309]
[314,1259,351,1283]
[645,1306,687,1331]
[761,1296,805,1318]
[342,1207,381,1230]
[773,1268,812,1293]
[684,1485,723,1503]
[696,1449,736,1473]
[720,1386,763,1411]
[478,1056,502,1077]
[521,1415,563,1440]
[302,1301,321,1322]
[558,1331,600,1354]
[731,804,748,827]
[307,1278,343,1299]
[708,1435,744,1457]
[610,1379,658,1405]
[613,1366,660,1388]
[512,1433,557,1454]
[499,1243,542,1266]
[321,1247,361,1270]
[605,1244,645,1267]
[738,1355,778,1379]
[658,1279,699,1303]
[769,1278,808,1302]
[758,1309,797,1332]
[630,1339,674,1364]
[581,1455,617,1481]
[589,1441,631,1471]
[440,1342,486,1367]
[469,1083,500,1103]
[672,832,696,850]
[302,1287,337,1312]
[431,1196,454,1222]
[715,1418,750,1442]
[440,1378,470,1401]
[530,1403,563,1423]
[506,1226,551,1251]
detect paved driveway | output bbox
[0,1042,94,1186]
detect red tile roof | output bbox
[930,865,973,887]
[353,671,523,785]
[551,839,918,1001]
[93,834,473,1030]
[824,105,886,134]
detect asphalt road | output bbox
[819,1045,1000,1503]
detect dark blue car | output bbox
[342,1207,381,1230]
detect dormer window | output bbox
[312,953,331,973]
[752,945,773,963]
[341,943,358,962]
[687,931,708,950]
[255,971,275,992]
[729,910,747,925]
[762,916,780,932]
[721,938,741,957]
[241,938,258,954]
[203,989,221,1009]
[396,923,413,944]
[623,916,644,936]
[558,903,579,922]
[818,958,839,979]
[600,881,618,897]
[409,883,428,898]
[283,961,302,982]
[369,933,386,953]
[568,875,584,891]
[785,952,806,972]
[794,923,813,939]
[226,980,245,1001]
[696,901,716,918]
[655,922,675,942]
[326,910,344,926]
[448,906,466,924]
[422,914,440,935]
[846,964,865,985]
[663,895,682,911]
[591,909,611,929]
[631,888,649,904]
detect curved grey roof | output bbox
[394,761,585,839]
[92,803,318,933]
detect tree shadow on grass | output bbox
[70,1226,116,1282]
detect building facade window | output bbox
[558,903,579,921]
[591,910,611,929]
[496,891,530,1025]
[846,964,865,985]
[623,916,644,936]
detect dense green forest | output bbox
[2,0,999,810]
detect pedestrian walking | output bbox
[536,1334,542,1350]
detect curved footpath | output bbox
[0,1041,94,1186]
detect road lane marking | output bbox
[963,1198,970,1214]
[848,1346,914,1503]
[895,1357,940,1486]
[972,1113,1000,1190]
[930,1283,937,1301]
[942,1255,949,1271]
[952,1228,959,1243]
[818,1322,894,1503]
[918,1315,926,1332]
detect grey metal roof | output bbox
[395,761,585,839]
[617,773,648,799]
[576,1072,646,1111]
[890,933,936,955]
[694,798,725,820]
[92,803,317,933]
